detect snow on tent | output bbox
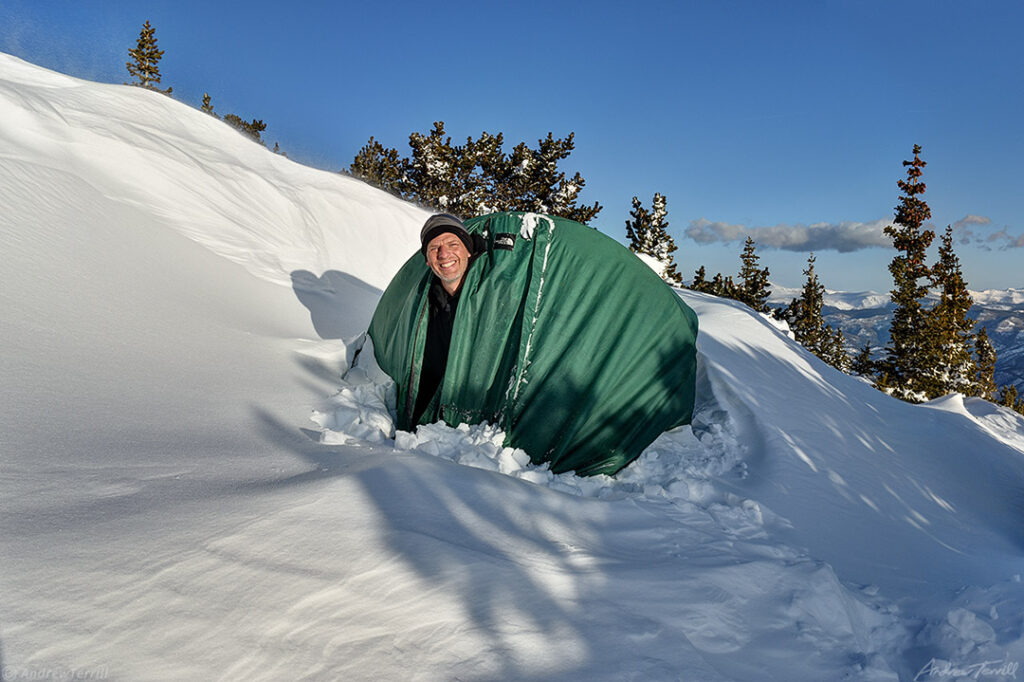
[368,211,699,476]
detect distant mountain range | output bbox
[768,286,1024,391]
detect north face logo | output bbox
[494,233,517,251]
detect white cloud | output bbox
[1004,233,1024,249]
[952,214,992,230]
[685,218,891,253]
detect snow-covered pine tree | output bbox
[403,121,490,217]
[126,21,172,94]
[880,144,935,402]
[524,132,601,224]
[350,124,601,222]
[625,193,683,286]
[973,326,998,400]
[482,132,601,223]
[403,121,459,212]
[923,225,976,397]
[736,237,771,312]
[201,93,215,116]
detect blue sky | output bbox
[2,0,1022,291]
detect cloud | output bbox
[959,222,1024,250]
[986,227,1010,243]
[1004,233,1024,249]
[952,214,992,230]
[685,218,891,253]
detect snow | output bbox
[3,51,1024,681]
[971,288,1024,308]
[519,211,554,239]
[769,284,894,311]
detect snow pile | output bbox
[4,51,1024,681]
[317,348,749,505]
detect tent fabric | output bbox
[368,211,699,476]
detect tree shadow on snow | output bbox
[246,350,733,679]
[695,313,1024,597]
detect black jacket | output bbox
[413,278,459,423]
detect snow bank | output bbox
[4,51,1024,681]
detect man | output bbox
[413,213,482,423]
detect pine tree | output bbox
[223,114,267,145]
[710,273,727,296]
[201,93,215,116]
[690,265,709,292]
[851,342,876,378]
[778,253,849,371]
[403,121,478,215]
[350,136,406,196]
[923,225,976,397]
[715,274,738,299]
[625,193,682,285]
[997,384,1024,414]
[126,21,172,94]
[349,123,601,221]
[880,144,935,402]
[973,326,998,400]
[785,253,828,349]
[736,237,771,312]
[826,328,852,373]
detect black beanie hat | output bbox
[420,213,474,256]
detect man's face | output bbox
[425,231,471,294]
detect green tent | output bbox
[368,212,698,476]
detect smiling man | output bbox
[414,213,481,422]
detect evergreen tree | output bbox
[997,384,1024,414]
[880,144,935,402]
[403,121,479,216]
[201,93,215,116]
[736,237,771,312]
[784,253,827,349]
[350,136,406,196]
[504,133,601,223]
[851,342,876,378]
[923,225,976,397]
[712,274,737,299]
[777,253,849,371]
[973,327,998,400]
[349,123,601,221]
[710,273,726,296]
[223,114,267,145]
[691,268,739,300]
[625,193,682,285]
[826,328,852,373]
[690,265,708,291]
[126,20,172,94]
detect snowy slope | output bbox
[3,52,1023,681]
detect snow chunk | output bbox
[312,333,397,444]
[519,212,554,240]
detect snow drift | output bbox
[2,52,1023,681]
